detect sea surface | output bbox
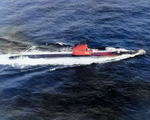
[0,0,150,120]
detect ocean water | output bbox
[0,0,150,120]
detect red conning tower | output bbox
[72,44,93,56]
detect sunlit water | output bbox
[0,0,150,120]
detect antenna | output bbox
[85,39,87,44]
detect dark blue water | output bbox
[0,0,150,120]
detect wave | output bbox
[0,47,145,69]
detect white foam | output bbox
[56,42,66,45]
[0,48,145,68]
[0,53,139,67]
[105,47,130,52]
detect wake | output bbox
[0,47,145,68]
